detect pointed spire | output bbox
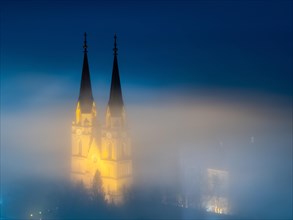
[108,34,124,116]
[78,32,94,112]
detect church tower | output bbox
[100,34,132,204]
[71,33,132,204]
[71,33,99,189]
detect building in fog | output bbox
[71,33,132,204]
[70,33,230,212]
[178,155,230,214]
[201,168,230,214]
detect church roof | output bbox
[78,32,94,113]
[108,34,124,116]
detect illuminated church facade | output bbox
[71,33,132,204]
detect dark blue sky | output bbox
[1,2,292,219]
[1,0,292,109]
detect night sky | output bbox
[1,0,292,219]
[1,0,292,111]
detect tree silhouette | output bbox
[92,170,104,198]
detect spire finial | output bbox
[83,32,88,53]
[113,33,118,56]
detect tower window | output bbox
[122,142,127,157]
[84,118,90,126]
[79,141,82,155]
[108,143,112,159]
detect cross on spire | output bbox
[83,32,88,53]
[113,33,118,56]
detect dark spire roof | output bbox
[108,34,124,116]
[78,32,94,113]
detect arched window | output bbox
[122,142,127,157]
[79,141,82,156]
[108,143,112,159]
[84,118,90,126]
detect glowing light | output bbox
[71,99,132,204]
[30,213,33,217]
[202,168,230,215]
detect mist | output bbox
[1,76,292,219]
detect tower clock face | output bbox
[76,129,82,135]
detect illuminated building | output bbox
[71,33,132,204]
[201,168,230,214]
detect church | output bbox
[70,33,132,204]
